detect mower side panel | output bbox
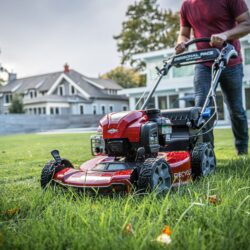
[160,151,192,184]
[53,167,133,189]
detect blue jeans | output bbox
[194,63,249,152]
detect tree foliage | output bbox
[101,66,146,88]
[9,94,25,114]
[114,0,179,70]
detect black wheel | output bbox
[137,158,172,193]
[40,158,73,189]
[191,143,216,179]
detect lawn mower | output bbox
[41,38,238,194]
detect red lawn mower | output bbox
[41,38,237,194]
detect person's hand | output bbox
[210,33,228,47]
[175,42,186,54]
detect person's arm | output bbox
[175,26,191,54]
[211,11,250,47]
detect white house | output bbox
[0,64,128,115]
[119,35,250,123]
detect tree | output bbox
[8,94,25,114]
[114,0,179,70]
[101,66,146,88]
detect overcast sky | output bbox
[0,0,181,79]
[1,0,249,79]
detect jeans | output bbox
[194,63,249,153]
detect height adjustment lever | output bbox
[51,149,62,164]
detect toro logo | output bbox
[107,128,118,134]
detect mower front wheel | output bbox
[137,158,172,193]
[40,159,74,189]
[191,143,216,179]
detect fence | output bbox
[0,114,103,135]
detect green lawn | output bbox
[0,129,249,250]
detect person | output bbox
[175,0,250,155]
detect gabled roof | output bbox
[0,69,124,100]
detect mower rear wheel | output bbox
[137,158,172,193]
[191,143,216,179]
[40,159,73,189]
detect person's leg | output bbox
[219,64,249,155]
[194,64,214,146]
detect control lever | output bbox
[218,44,238,65]
[51,149,62,164]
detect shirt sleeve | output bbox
[228,0,249,19]
[180,2,191,27]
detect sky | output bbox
[0,0,181,79]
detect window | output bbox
[183,94,195,107]
[101,105,106,115]
[58,85,64,96]
[169,95,179,109]
[123,106,128,111]
[71,85,75,95]
[43,107,46,114]
[147,97,155,109]
[135,97,155,109]
[38,108,42,114]
[173,65,194,78]
[55,107,59,115]
[135,97,145,109]
[30,92,33,98]
[158,96,168,109]
[109,105,113,113]
[29,108,32,114]
[245,88,250,110]
[34,91,37,98]
[5,94,12,104]
[50,107,54,115]
[93,105,97,115]
[33,108,37,115]
[244,48,250,65]
[80,105,84,114]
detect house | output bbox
[118,35,250,123]
[0,64,128,115]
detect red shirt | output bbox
[180,0,249,66]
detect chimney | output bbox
[64,63,69,73]
[8,72,17,82]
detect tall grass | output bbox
[0,130,249,250]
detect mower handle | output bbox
[185,37,211,48]
[184,37,227,48]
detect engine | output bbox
[91,109,172,161]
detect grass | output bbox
[0,129,249,250]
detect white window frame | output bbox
[79,104,84,114]
[29,89,37,99]
[101,104,106,115]
[4,93,12,104]
[58,85,65,96]
[122,105,128,111]
[70,85,76,95]
[92,105,97,115]
[109,105,114,113]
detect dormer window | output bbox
[58,85,64,96]
[106,89,117,95]
[71,86,75,95]
[4,93,12,104]
[29,90,37,99]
